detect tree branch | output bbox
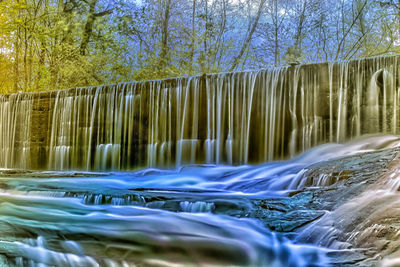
[94,9,113,17]
[229,0,266,72]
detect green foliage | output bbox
[0,0,134,93]
[0,0,399,93]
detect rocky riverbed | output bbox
[252,146,400,266]
[0,136,399,266]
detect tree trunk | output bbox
[273,0,279,66]
[14,0,21,92]
[80,0,98,55]
[14,37,20,92]
[189,0,196,74]
[24,17,28,90]
[212,0,226,71]
[203,0,208,71]
[293,0,307,57]
[229,0,266,72]
[159,0,172,71]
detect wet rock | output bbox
[254,147,399,265]
[265,210,325,232]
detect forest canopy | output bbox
[0,0,399,93]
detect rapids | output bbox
[0,135,398,266]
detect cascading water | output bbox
[0,135,397,265]
[1,56,400,265]
[0,93,33,169]
[0,56,399,171]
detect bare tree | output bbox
[229,0,266,71]
[334,0,367,60]
[189,0,196,74]
[159,0,172,71]
[211,0,227,71]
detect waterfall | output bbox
[0,55,400,170]
[0,93,33,169]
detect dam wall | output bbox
[2,55,399,170]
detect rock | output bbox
[253,147,400,265]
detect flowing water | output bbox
[0,56,400,265]
[45,56,400,170]
[0,56,400,170]
[0,135,397,266]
